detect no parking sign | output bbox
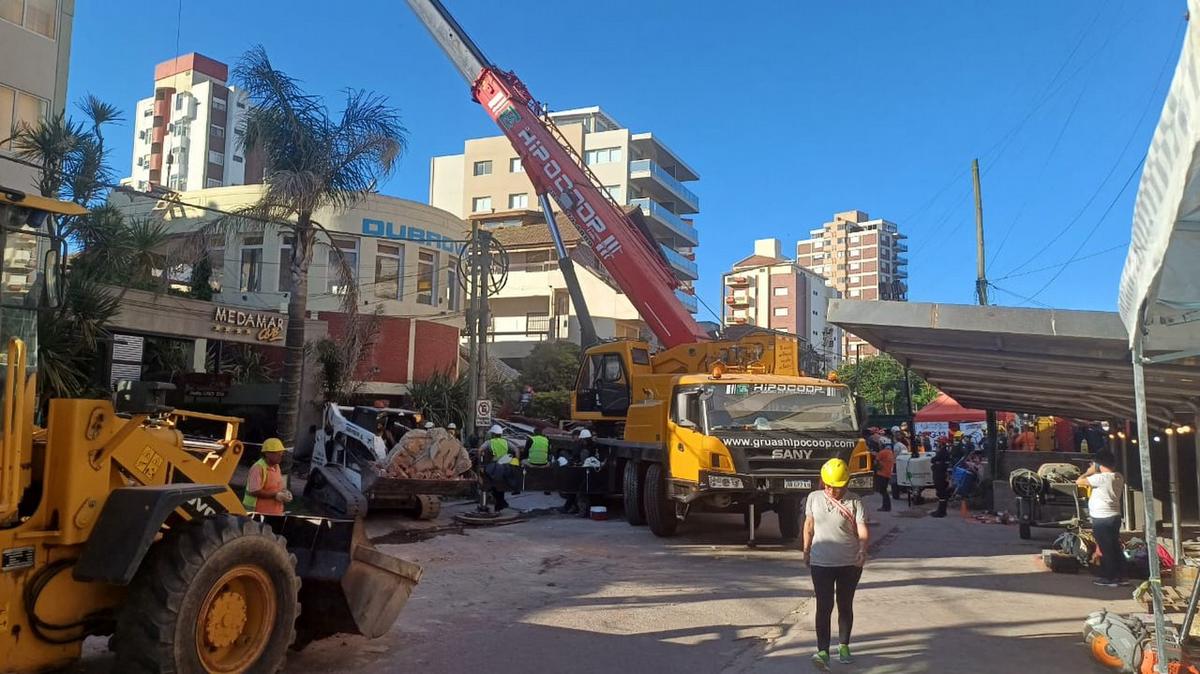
[475,399,493,427]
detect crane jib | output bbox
[471,70,707,347]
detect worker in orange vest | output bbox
[243,438,292,515]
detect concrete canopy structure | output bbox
[827,299,1200,426]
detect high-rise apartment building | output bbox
[0,0,74,190]
[126,53,263,192]
[429,106,700,313]
[795,210,908,360]
[723,239,842,364]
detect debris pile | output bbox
[376,428,472,480]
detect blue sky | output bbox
[68,1,1185,319]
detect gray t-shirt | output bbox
[806,490,866,567]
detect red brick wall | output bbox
[412,321,460,382]
[317,312,459,385]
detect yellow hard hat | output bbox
[820,458,850,488]
[262,437,286,453]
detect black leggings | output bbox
[811,564,863,652]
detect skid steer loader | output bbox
[0,187,421,673]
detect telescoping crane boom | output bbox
[406,0,710,349]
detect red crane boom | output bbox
[406,0,710,348]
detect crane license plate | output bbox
[783,479,812,490]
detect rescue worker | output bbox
[930,437,952,518]
[523,431,551,467]
[447,422,459,440]
[244,438,292,515]
[481,425,514,512]
[559,429,594,516]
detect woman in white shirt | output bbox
[1076,450,1126,587]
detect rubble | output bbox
[376,428,473,480]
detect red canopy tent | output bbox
[915,393,1013,423]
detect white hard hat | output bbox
[489,424,503,435]
[582,456,601,469]
[424,421,435,429]
[447,423,457,429]
[577,429,593,440]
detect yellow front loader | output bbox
[0,187,420,673]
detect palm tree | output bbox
[208,46,406,443]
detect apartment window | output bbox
[772,287,788,296]
[142,106,153,118]
[374,242,403,300]
[277,236,294,293]
[326,237,359,294]
[212,124,225,139]
[584,147,622,165]
[209,150,225,166]
[509,157,523,173]
[850,234,861,243]
[473,160,492,176]
[207,236,224,292]
[416,249,437,305]
[850,262,860,270]
[773,307,789,317]
[508,193,528,209]
[239,235,263,292]
[445,258,460,309]
[212,97,227,112]
[603,185,622,201]
[813,239,824,248]
[0,0,56,38]
[472,196,492,213]
[206,178,222,188]
[232,155,243,163]
[0,84,48,150]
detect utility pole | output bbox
[475,229,493,420]
[465,221,481,437]
[972,158,988,306]
[974,159,998,499]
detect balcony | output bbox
[488,315,560,342]
[727,275,749,286]
[631,198,699,246]
[660,244,699,280]
[896,255,908,266]
[675,289,699,314]
[726,293,749,307]
[896,241,908,253]
[629,159,699,214]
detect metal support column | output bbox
[1167,427,1182,561]
[1133,336,1168,674]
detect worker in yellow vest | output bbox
[481,425,514,512]
[243,438,292,515]
[523,432,550,467]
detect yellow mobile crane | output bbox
[407,0,873,543]
[0,187,419,673]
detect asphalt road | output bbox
[285,493,1138,674]
[72,491,1139,673]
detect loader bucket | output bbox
[254,514,423,645]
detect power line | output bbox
[990,242,1127,281]
[988,282,1053,309]
[997,17,1182,279]
[1024,155,1144,302]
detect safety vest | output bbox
[528,435,549,465]
[489,437,509,462]
[242,459,284,514]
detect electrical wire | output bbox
[990,242,1127,282]
[987,282,1053,309]
[997,17,1183,279]
[1024,155,1144,301]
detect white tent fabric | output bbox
[1119,0,1200,352]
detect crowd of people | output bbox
[476,424,601,515]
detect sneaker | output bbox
[1093,579,1119,587]
[811,651,830,671]
[838,644,854,664]
[1116,579,1130,587]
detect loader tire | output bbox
[777,497,803,541]
[115,515,301,674]
[623,460,647,526]
[644,463,679,537]
[415,495,442,520]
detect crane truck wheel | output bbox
[777,497,803,541]
[115,515,301,674]
[644,463,679,537]
[623,460,647,526]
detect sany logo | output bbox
[515,127,622,260]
